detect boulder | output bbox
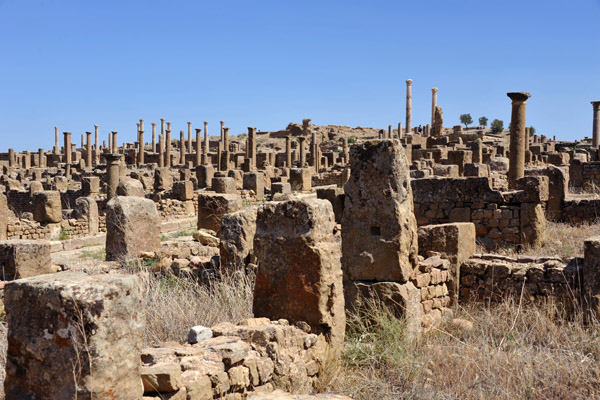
[116,177,145,197]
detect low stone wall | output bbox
[581,162,600,189]
[413,256,451,326]
[460,254,581,306]
[563,198,600,223]
[156,198,195,220]
[312,171,342,187]
[7,219,52,240]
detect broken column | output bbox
[471,138,483,164]
[433,106,443,136]
[86,131,93,168]
[253,198,345,355]
[138,120,145,164]
[406,79,413,133]
[158,134,164,168]
[105,154,122,200]
[63,131,72,164]
[298,136,306,167]
[285,136,292,167]
[151,122,157,153]
[195,128,202,166]
[342,140,421,329]
[431,87,438,127]
[187,121,193,155]
[4,272,144,399]
[592,101,600,149]
[179,130,186,165]
[106,196,160,261]
[203,121,209,165]
[111,131,118,154]
[165,126,171,167]
[54,126,60,155]
[507,92,531,188]
[247,127,257,170]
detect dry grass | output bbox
[478,220,600,260]
[325,298,600,400]
[135,269,254,346]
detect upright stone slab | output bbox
[219,206,258,274]
[32,190,62,223]
[197,192,243,235]
[253,198,345,354]
[154,167,173,191]
[289,168,312,192]
[584,236,600,317]
[243,171,264,201]
[342,140,418,282]
[105,196,161,261]
[74,197,99,235]
[0,193,7,240]
[4,272,144,399]
[0,240,52,280]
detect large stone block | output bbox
[33,190,62,223]
[342,140,418,282]
[289,168,312,192]
[520,202,545,248]
[196,164,215,189]
[173,180,194,201]
[584,236,600,317]
[105,196,161,261]
[0,240,52,280]
[197,193,243,235]
[253,198,345,354]
[220,206,258,274]
[4,272,144,399]
[82,176,100,196]
[74,197,99,235]
[243,172,264,201]
[316,186,345,224]
[116,177,145,197]
[212,177,236,194]
[154,167,173,191]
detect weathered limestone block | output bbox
[197,193,243,235]
[490,157,510,173]
[584,236,600,317]
[116,177,145,197]
[212,177,236,194]
[155,167,174,191]
[316,186,345,224]
[253,198,345,354]
[0,192,7,240]
[4,272,144,399]
[342,140,418,282]
[526,165,568,221]
[464,163,489,177]
[228,169,244,189]
[515,176,549,203]
[0,240,52,280]
[220,206,258,274]
[520,202,545,248]
[243,172,264,201]
[271,182,291,195]
[196,164,215,189]
[289,168,312,191]
[74,197,99,235]
[33,190,62,223]
[82,176,100,196]
[173,180,194,201]
[29,181,44,197]
[106,196,161,261]
[417,223,476,300]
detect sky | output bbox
[0,0,599,152]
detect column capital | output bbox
[507,92,531,102]
[63,131,71,136]
[592,101,600,109]
[94,125,99,128]
[151,122,156,126]
[406,79,413,86]
[432,87,438,93]
[195,128,202,133]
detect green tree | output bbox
[529,126,536,135]
[490,119,504,134]
[479,116,488,127]
[460,113,473,128]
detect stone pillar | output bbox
[471,138,483,164]
[94,124,99,153]
[86,131,93,168]
[203,121,209,165]
[105,154,122,200]
[38,148,45,168]
[431,87,438,127]
[160,118,165,137]
[179,130,185,165]
[220,120,225,142]
[138,124,145,165]
[223,127,229,151]
[285,136,292,167]
[311,131,320,172]
[248,127,257,170]
[221,127,230,171]
[107,130,112,152]
[406,79,413,134]
[298,136,306,167]
[111,131,118,154]
[592,101,600,148]
[151,123,156,153]
[158,134,164,168]
[398,122,402,139]
[63,132,72,165]
[185,122,192,156]
[81,133,85,149]
[165,127,171,168]
[507,92,531,188]
[54,126,59,155]
[195,128,202,166]
[388,124,393,139]
[8,148,14,167]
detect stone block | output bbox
[316,186,345,224]
[515,176,549,203]
[0,193,6,240]
[219,206,258,274]
[82,176,100,196]
[116,177,145,197]
[33,190,62,223]
[464,163,489,177]
[196,164,215,189]
[0,240,52,280]
[520,202,545,248]
[243,172,264,201]
[106,196,161,261]
[584,236,600,317]
[4,272,144,399]
[289,168,312,191]
[173,180,194,201]
[271,182,291,195]
[197,193,243,235]
[212,177,236,194]
[155,167,174,191]
[74,197,99,235]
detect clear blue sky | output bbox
[1,0,599,152]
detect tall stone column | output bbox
[405,79,413,134]
[108,131,112,153]
[221,128,230,171]
[151,123,157,153]
[187,122,192,155]
[160,118,165,137]
[54,126,60,155]
[223,127,229,151]
[38,148,45,168]
[431,88,438,128]
[220,121,225,142]
[105,154,122,200]
[388,124,393,139]
[138,124,145,165]
[63,132,72,165]
[86,131,93,168]
[298,136,306,167]
[81,134,85,150]
[248,127,257,170]
[342,137,349,163]
[507,92,531,188]
[158,135,164,168]
[285,136,292,167]
[179,130,186,165]
[397,122,402,139]
[165,127,171,168]
[592,101,600,148]
[111,131,118,154]
[203,121,209,165]
[8,149,14,167]
[94,125,99,152]
[195,128,202,166]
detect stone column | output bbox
[158,134,164,168]
[187,122,192,155]
[63,132,72,165]
[223,127,229,151]
[397,122,402,139]
[471,138,483,164]
[388,124,393,139]
[507,92,531,188]
[299,136,306,167]
[86,131,93,168]
[54,126,60,155]
[107,131,112,152]
[94,125,99,152]
[221,128,230,171]
[160,118,165,137]
[138,124,145,165]
[151,123,157,153]
[105,154,122,200]
[81,133,85,149]
[195,128,202,166]
[406,79,413,134]
[285,136,292,167]
[8,148,14,167]
[248,127,257,170]
[592,101,600,148]
[220,121,225,142]
[431,87,438,127]
[165,128,171,168]
[179,130,186,165]
[311,131,320,172]
[111,131,118,154]
[203,121,209,165]
[38,148,45,168]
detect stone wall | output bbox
[312,171,343,187]
[563,198,600,223]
